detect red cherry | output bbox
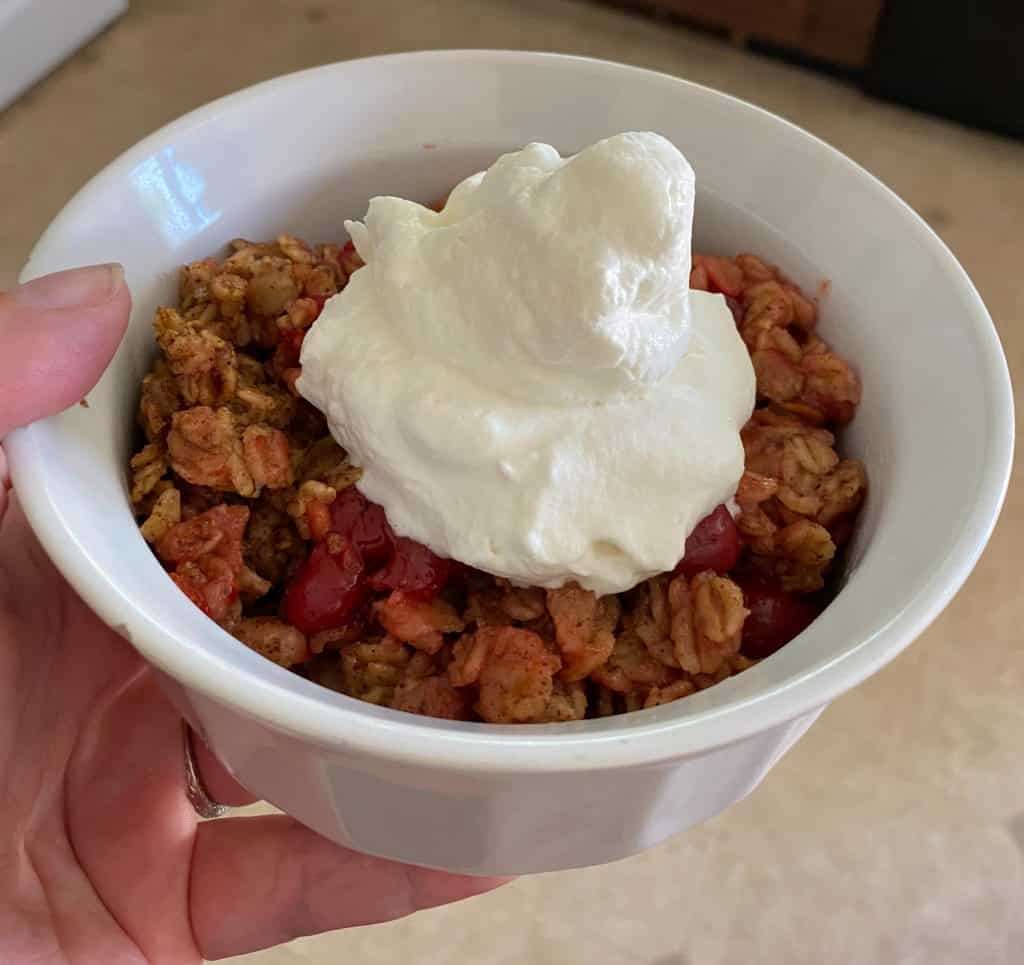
[337,240,364,275]
[272,327,305,373]
[327,485,369,536]
[349,502,396,569]
[675,505,741,578]
[367,537,452,597]
[739,580,818,658]
[284,537,366,634]
[325,488,395,568]
[317,487,452,598]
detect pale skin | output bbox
[0,265,504,964]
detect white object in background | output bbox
[0,0,128,111]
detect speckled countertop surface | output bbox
[2,2,1022,962]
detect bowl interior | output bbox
[8,52,1012,764]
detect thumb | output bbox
[0,264,131,438]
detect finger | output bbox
[189,814,510,960]
[0,264,130,438]
[189,728,259,808]
[61,653,201,962]
[0,449,9,523]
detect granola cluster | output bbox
[130,233,865,723]
[691,253,866,593]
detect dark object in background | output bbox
[594,0,1023,138]
[865,0,1024,139]
[597,1,885,67]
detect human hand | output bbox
[0,265,504,963]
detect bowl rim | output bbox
[8,49,1015,773]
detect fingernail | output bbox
[13,263,124,311]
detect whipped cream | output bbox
[298,133,755,595]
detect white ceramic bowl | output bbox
[8,51,1013,875]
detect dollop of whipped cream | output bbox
[298,133,755,595]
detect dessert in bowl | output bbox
[128,133,865,725]
[7,52,1012,874]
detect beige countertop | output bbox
[2,1,1022,962]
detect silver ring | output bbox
[183,722,230,819]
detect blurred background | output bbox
[2,1,1022,963]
